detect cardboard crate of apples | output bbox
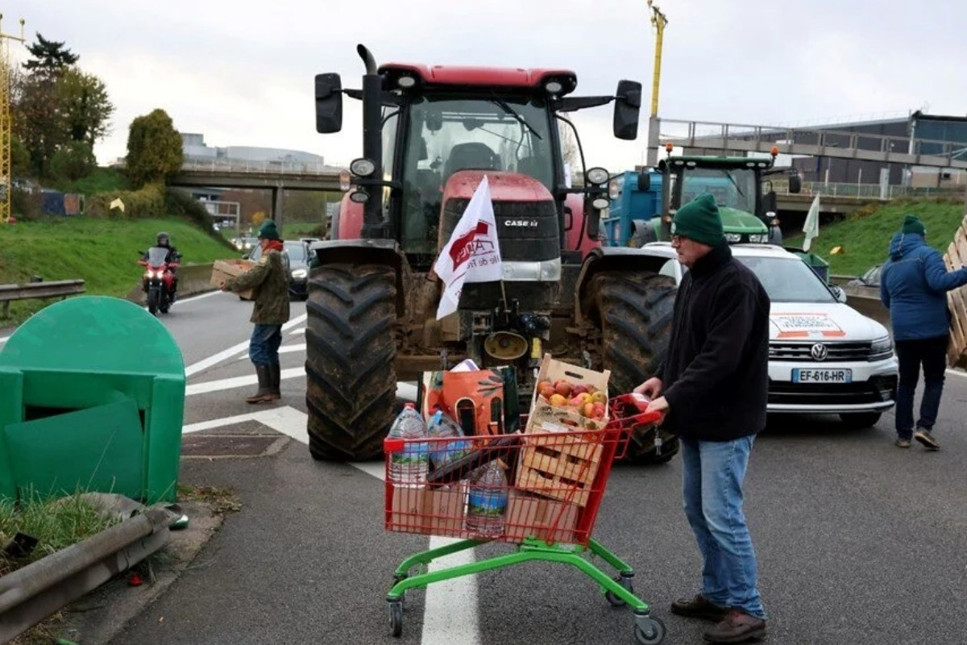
[526,354,612,433]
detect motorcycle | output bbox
[139,246,180,315]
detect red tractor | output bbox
[307,45,676,463]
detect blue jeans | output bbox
[894,336,947,439]
[249,324,282,366]
[681,436,766,619]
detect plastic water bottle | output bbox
[426,409,472,469]
[465,461,508,537]
[388,403,428,485]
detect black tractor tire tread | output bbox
[590,271,679,465]
[305,263,398,461]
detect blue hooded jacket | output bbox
[880,232,967,341]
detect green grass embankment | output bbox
[0,217,238,323]
[785,199,965,276]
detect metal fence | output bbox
[180,157,344,176]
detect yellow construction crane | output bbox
[0,14,25,224]
[646,0,668,119]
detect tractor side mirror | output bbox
[788,173,802,194]
[613,80,642,141]
[315,73,343,133]
[762,191,778,215]
[637,171,650,192]
[587,209,601,240]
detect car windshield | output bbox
[398,95,555,256]
[677,167,756,214]
[735,255,836,303]
[284,242,307,263]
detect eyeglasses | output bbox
[671,234,689,246]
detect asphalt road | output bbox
[5,292,965,645]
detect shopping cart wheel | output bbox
[388,599,404,638]
[633,615,666,644]
[604,574,635,607]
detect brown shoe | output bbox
[670,594,728,622]
[245,365,275,404]
[704,609,766,643]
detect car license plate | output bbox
[792,368,852,384]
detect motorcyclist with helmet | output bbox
[152,231,181,300]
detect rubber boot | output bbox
[267,363,281,400]
[245,365,274,404]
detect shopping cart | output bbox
[383,393,666,644]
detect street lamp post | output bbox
[645,0,668,167]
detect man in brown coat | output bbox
[221,220,291,403]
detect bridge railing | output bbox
[770,179,964,200]
[179,157,346,176]
[659,118,967,168]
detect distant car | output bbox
[848,264,882,288]
[638,242,898,428]
[234,236,258,252]
[248,239,313,300]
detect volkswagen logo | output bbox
[810,343,828,361]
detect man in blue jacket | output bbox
[880,214,967,450]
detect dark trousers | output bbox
[894,335,948,438]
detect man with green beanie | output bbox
[220,219,291,403]
[881,213,967,450]
[635,193,771,643]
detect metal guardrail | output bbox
[0,508,171,642]
[767,179,963,201]
[0,280,86,318]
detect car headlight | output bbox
[870,335,893,358]
[291,269,308,280]
[724,233,741,243]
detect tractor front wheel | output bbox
[305,264,398,461]
[588,270,679,465]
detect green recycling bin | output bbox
[0,296,185,504]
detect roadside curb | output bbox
[54,500,224,645]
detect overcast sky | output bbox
[9,0,967,170]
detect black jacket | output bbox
[658,242,770,441]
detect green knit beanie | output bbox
[901,214,926,236]
[258,220,281,241]
[671,193,724,246]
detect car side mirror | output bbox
[831,285,848,303]
[613,80,642,141]
[315,73,343,133]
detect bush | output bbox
[84,182,166,219]
[49,141,96,182]
[10,187,43,221]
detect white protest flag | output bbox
[802,194,821,252]
[433,175,503,320]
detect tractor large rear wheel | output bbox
[305,264,397,461]
[589,271,678,464]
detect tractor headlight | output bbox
[749,234,768,243]
[291,269,308,280]
[544,79,563,94]
[349,189,369,204]
[350,157,377,177]
[591,197,610,210]
[725,233,742,243]
[397,74,417,89]
[586,167,609,186]
[338,169,352,192]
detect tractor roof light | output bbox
[350,157,377,177]
[349,189,369,204]
[338,169,352,192]
[746,161,755,167]
[397,74,417,89]
[770,145,779,157]
[664,142,674,152]
[544,79,564,95]
[586,167,609,186]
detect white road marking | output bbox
[183,404,479,645]
[946,369,967,378]
[184,314,307,377]
[289,327,305,336]
[186,367,305,396]
[237,343,305,360]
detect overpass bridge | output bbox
[655,118,967,170]
[168,158,346,231]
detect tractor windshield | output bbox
[398,95,555,255]
[675,167,757,215]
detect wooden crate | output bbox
[943,216,967,368]
[516,433,603,507]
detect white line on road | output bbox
[186,367,305,396]
[946,369,967,378]
[237,343,306,360]
[183,405,479,645]
[289,327,305,336]
[184,314,307,377]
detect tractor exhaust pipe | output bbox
[357,44,385,238]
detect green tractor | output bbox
[628,150,801,247]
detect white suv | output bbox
[642,242,898,428]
